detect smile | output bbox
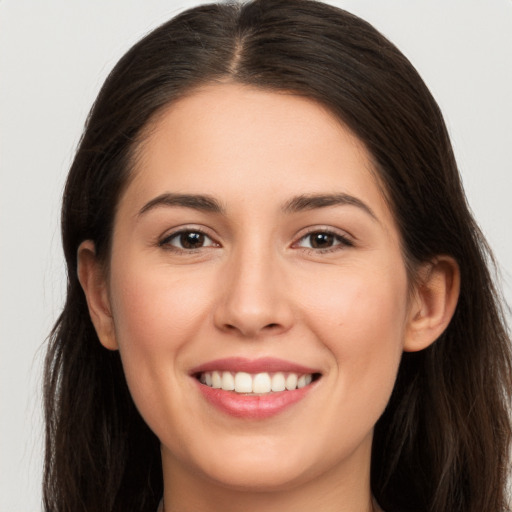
[191,358,321,419]
[198,371,314,394]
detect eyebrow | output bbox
[282,193,378,220]
[138,191,377,221]
[138,193,224,217]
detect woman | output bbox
[43,0,512,511]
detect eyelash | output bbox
[158,227,218,252]
[158,228,354,254]
[293,229,354,254]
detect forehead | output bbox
[122,83,393,225]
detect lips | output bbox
[190,356,318,375]
[190,357,321,419]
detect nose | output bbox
[213,245,294,338]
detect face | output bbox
[101,84,416,494]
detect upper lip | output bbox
[189,357,320,375]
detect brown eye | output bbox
[179,232,205,249]
[160,230,216,250]
[296,230,353,251]
[309,232,335,249]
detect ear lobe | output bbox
[404,256,460,353]
[77,240,118,351]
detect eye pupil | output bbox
[180,232,205,249]
[310,232,334,248]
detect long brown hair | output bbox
[44,1,512,510]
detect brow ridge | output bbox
[138,191,376,221]
[283,193,377,220]
[138,193,224,217]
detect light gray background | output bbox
[1,1,511,510]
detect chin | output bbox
[201,458,312,493]
[186,431,348,494]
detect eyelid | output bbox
[158,225,220,250]
[292,226,355,251]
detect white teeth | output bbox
[253,373,272,393]
[234,372,253,393]
[297,374,313,389]
[212,371,222,389]
[221,371,235,391]
[285,373,298,390]
[199,370,315,394]
[271,372,286,392]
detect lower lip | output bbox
[195,380,317,419]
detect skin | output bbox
[78,83,459,512]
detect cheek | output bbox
[107,261,214,424]
[298,262,408,406]
[110,263,211,352]
[300,260,409,337]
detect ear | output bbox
[404,256,460,352]
[77,240,118,350]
